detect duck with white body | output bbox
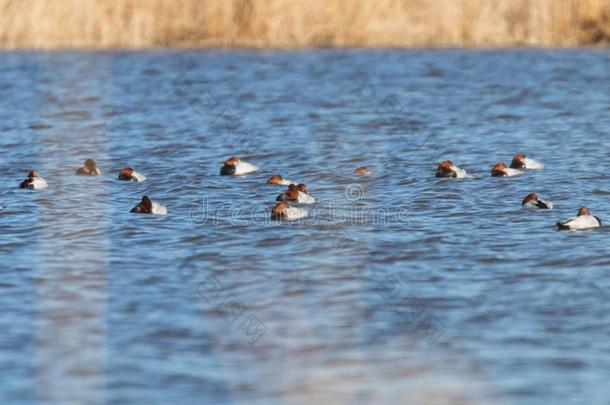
[522,193,553,209]
[220,156,259,176]
[130,196,167,215]
[435,160,468,178]
[491,162,523,177]
[20,171,48,190]
[510,154,544,170]
[118,167,146,182]
[557,207,601,230]
[271,203,308,221]
[276,184,316,204]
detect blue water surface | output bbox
[0,49,609,405]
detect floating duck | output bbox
[556,207,601,230]
[118,167,146,182]
[130,196,167,215]
[267,175,296,186]
[510,154,544,170]
[220,156,259,176]
[76,159,101,176]
[491,163,522,177]
[435,161,467,178]
[271,202,308,221]
[354,166,373,176]
[19,171,48,190]
[522,193,553,209]
[276,184,316,204]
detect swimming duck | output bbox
[354,166,373,176]
[491,163,522,177]
[220,156,259,176]
[267,175,296,186]
[435,161,467,178]
[76,159,101,176]
[271,202,308,221]
[118,167,146,182]
[522,193,553,209]
[130,196,167,215]
[276,184,316,204]
[19,171,48,190]
[557,207,601,230]
[510,154,544,170]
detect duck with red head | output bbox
[522,193,553,209]
[491,162,523,177]
[271,202,308,221]
[510,154,544,170]
[76,159,101,176]
[118,167,146,182]
[276,184,316,204]
[220,156,259,176]
[267,175,296,186]
[435,160,467,178]
[130,196,167,215]
[19,170,48,190]
[557,207,601,230]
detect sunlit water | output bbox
[1,49,609,405]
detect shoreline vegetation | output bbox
[1,0,609,49]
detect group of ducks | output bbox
[220,156,316,221]
[17,159,166,215]
[435,154,602,231]
[11,154,602,230]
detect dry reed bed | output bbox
[0,0,609,49]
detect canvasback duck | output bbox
[130,196,167,215]
[435,160,467,178]
[220,156,259,176]
[76,159,101,176]
[271,202,308,221]
[118,167,146,182]
[491,162,523,177]
[267,175,296,186]
[510,154,544,170]
[557,207,601,230]
[19,171,48,190]
[276,184,316,204]
[522,193,553,209]
[354,166,373,176]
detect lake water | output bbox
[1,49,609,404]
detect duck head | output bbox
[510,154,526,169]
[522,193,539,206]
[220,156,239,175]
[271,202,289,218]
[131,196,153,214]
[285,184,299,201]
[436,160,457,178]
[491,162,508,177]
[118,167,135,180]
[85,159,98,172]
[267,175,283,185]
